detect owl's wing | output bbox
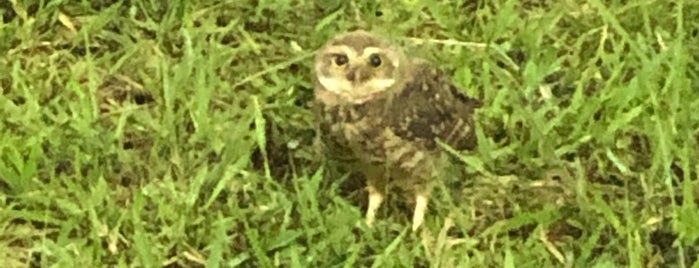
[388,63,482,151]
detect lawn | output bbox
[1,0,698,267]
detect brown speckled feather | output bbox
[312,30,482,230]
[387,63,482,152]
[315,62,480,180]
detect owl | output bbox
[312,30,482,231]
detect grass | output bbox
[0,0,698,267]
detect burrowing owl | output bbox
[313,30,482,231]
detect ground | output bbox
[0,0,698,267]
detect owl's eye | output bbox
[369,54,382,67]
[334,55,349,66]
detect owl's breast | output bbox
[316,100,389,163]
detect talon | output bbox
[412,194,429,231]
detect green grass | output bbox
[1,0,698,267]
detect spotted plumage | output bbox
[313,30,482,230]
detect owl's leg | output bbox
[411,192,429,231]
[365,184,384,227]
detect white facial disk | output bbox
[315,45,400,104]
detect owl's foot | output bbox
[365,186,384,227]
[411,194,429,231]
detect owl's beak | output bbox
[345,67,360,82]
[345,67,361,82]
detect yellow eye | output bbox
[334,55,348,66]
[369,53,381,67]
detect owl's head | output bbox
[314,30,407,103]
